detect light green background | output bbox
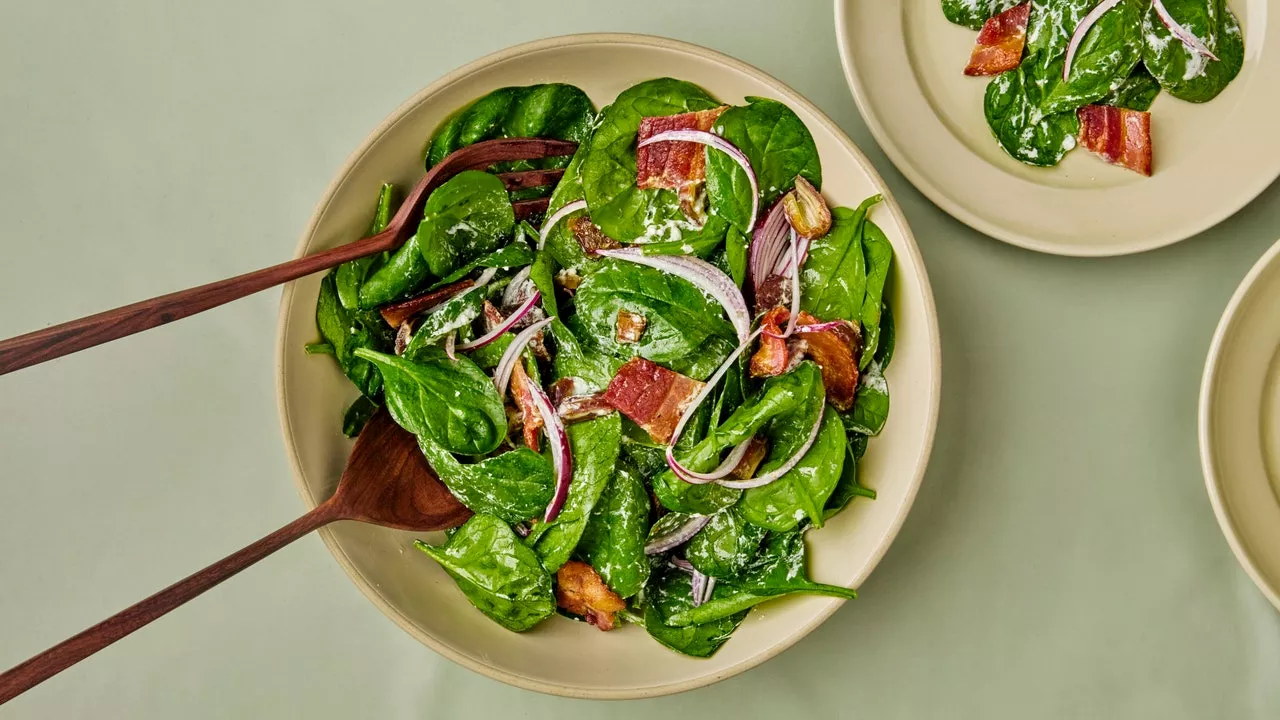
[1,0,1277,717]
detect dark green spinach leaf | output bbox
[417,437,554,523]
[1100,65,1162,110]
[315,273,394,397]
[1142,1,1243,103]
[643,570,747,658]
[579,467,651,598]
[416,170,516,278]
[859,218,893,370]
[846,360,890,436]
[686,508,768,579]
[800,198,877,322]
[530,413,623,572]
[1041,0,1145,114]
[942,0,1025,30]
[984,54,1081,167]
[875,302,896,370]
[426,84,595,169]
[342,396,379,438]
[358,233,430,309]
[335,182,398,311]
[427,242,534,290]
[415,514,555,632]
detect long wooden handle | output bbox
[0,502,341,705]
[0,231,399,377]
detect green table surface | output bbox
[2,1,1278,717]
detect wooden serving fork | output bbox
[0,138,577,376]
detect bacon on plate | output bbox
[749,307,792,378]
[964,3,1031,77]
[556,561,627,631]
[601,357,704,444]
[794,312,862,411]
[509,361,544,452]
[1077,104,1153,176]
[636,106,728,196]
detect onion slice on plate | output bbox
[716,403,826,489]
[645,514,711,555]
[525,380,573,523]
[596,248,751,343]
[637,129,759,233]
[751,201,790,294]
[458,290,541,351]
[1152,0,1220,61]
[538,199,588,250]
[492,316,555,398]
[1063,0,1123,80]
[782,228,802,338]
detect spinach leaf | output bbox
[984,54,1081,167]
[427,242,534,290]
[652,365,814,514]
[846,360,890,436]
[800,198,878,322]
[643,569,747,658]
[1041,0,1145,114]
[530,247,559,319]
[415,514,556,632]
[942,0,1025,30]
[686,508,768,579]
[825,441,876,520]
[725,225,748,288]
[305,342,334,355]
[335,182,398,311]
[1100,65,1162,111]
[425,84,595,169]
[543,144,592,272]
[342,396,379,438]
[1142,1,1243,103]
[403,281,501,355]
[549,319,621,392]
[358,233,430,309]
[739,367,846,532]
[353,347,506,455]
[315,273,394,397]
[571,259,735,380]
[416,170,516,278]
[530,413,622,572]
[706,97,821,233]
[580,78,721,242]
[579,467,650,598]
[859,218,893,370]
[1026,0,1095,60]
[417,437,554,523]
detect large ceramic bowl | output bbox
[275,33,941,699]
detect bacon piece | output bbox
[750,306,792,378]
[482,300,505,332]
[795,312,862,411]
[570,216,622,256]
[378,279,474,327]
[728,435,770,481]
[964,3,1031,77]
[555,561,627,631]
[1077,105,1153,176]
[615,309,647,344]
[601,357,705,444]
[510,361,543,452]
[636,106,728,196]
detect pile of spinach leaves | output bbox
[305,78,897,657]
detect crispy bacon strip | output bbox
[795,312,862,411]
[964,3,1031,77]
[556,561,627,631]
[601,357,705,444]
[1077,105,1153,176]
[636,106,728,195]
[378,279,474,328]
[750,306,792,378]
[510,361,543,452]
[570,216,622,256]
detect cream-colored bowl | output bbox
[275,33,941,698]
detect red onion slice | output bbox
[1152,0,1220,61]
[782,228,802,338]
[492,316,555,398]
[458,290,541,351]
[701,576,717,606]
[750,201,790,294]
[1064,0,1123,80]
[443,331,457,361]
[637,129,759,233]
[525,380,573,523]
[538,199,588,250]
[690,570,708,607]
[716,403,826,489]
[644,515,712,555]
[667,437,756,485]
[668,557,696,574]
[596,248,750,343]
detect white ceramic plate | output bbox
[835,0,1280,256]
[1200,238,1280,612]
[275,33,941,698]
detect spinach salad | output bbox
[952,0,1244,175]
[307,80,895,658]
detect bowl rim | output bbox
[274,31,942,699]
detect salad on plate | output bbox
[305,79,895,658]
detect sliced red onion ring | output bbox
[690,569,709,607]
[644,514,712,555]
[596,248,750,343]
[1152,0,1220,61]
[668,557,696,574]
[1064,0,1123,80]
[763,320,847,339]
[638,129,759,233]
[443,331,457,361]
[701,576,717,605]
[458,290,541,351]
[665,327,764,483]
[750,202,790,294]
[667,438,756,485]
[538,199,588,250]
[782,228,802,338]
[492,317,555,398]
[716,403,826,489]
[525,380,573,523]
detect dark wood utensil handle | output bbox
[0,231,398,377]
[0,502,341,705]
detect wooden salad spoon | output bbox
[0,410,471,705]
[0,137,577,376]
